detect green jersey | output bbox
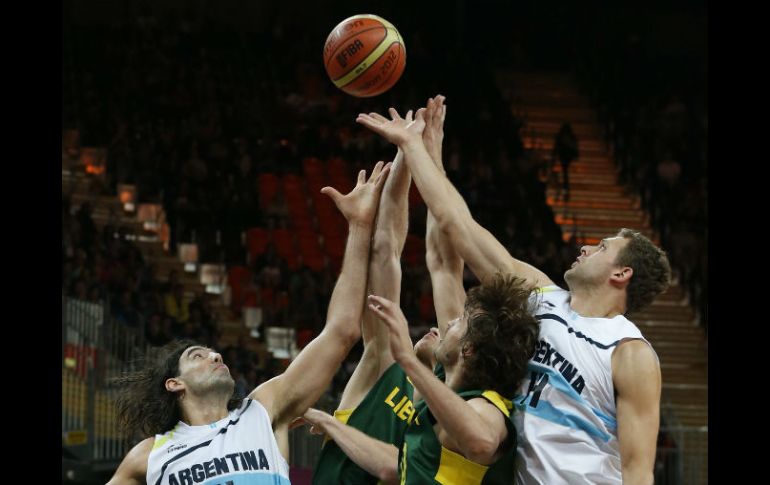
[312,362,417,485]
[433,362,446,382]
[398,389,517,485]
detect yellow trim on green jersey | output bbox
[481,390,513,418]
[434,446,489,485]
[333,408,354,425]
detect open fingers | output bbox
[373,162,392,188]
[367,294,396,313]
[319,186,342,205]
[368,161,385,183]
[289,417,307,430]
[425,97,436,118]
[368,301,392,323]
[356,114,382,131]
[368,112,389,123]
[388,107,403,121]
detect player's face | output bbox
[564,236,629,288]
[434,314,468,366]
[414,327,440,367]
[177,346,235,395]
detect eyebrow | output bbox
[184,346,208,358]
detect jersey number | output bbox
[520,371,549,408]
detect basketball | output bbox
[323,14,406,98]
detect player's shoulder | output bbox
[133,437,155,457]
[613,338,658,366]
[532,284,569,309]
[108,436,154,483]
[610,313,647,340]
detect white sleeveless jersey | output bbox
[147,398,290,485]
[514,286,650,485]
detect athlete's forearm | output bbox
[400,356,498,462]
[399,138,472,228]
[372,148,410,257]
[322,415,400,484]
[425,209,465,335]
[325,221,374,340]
[364,149,409,348]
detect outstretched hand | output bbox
[295,407,334,436]
[321,161,391,226]
[356,107,426,146]
[367,294,416,365]
[422,95,447,165]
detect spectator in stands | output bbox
[161,269,179,294]
[146,313,171,347]
[75,201,97,250]
[114,289,141,328]
[71,278,88,301]
[164,283,190,324]
[553,122,579,201]
[87,284,102,305]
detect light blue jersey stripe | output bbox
[202,472,291,485]
[515,397,613,442]
[526,362,617,430]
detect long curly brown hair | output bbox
[459,274,540,398]
[113,340,243,438]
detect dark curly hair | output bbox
[113,340,243,438]
[459,274,540,397]
[615,228,671,314]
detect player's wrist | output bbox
[396,351,421,371]
[348,219,375,231]
[399,133,424,149]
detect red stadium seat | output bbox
[228,265,253,311]
[303,157,324,177]
[271,228,299,269]
[245,227,269,261]
[258,173,280,210]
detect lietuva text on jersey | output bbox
[311,362,417,484]
[384,385,418,424]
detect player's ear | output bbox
[610,267,632,287]
[166,377,185,393]
[461,342,474,358]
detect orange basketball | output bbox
[323,14,406,98]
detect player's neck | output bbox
[569,286,625,319]
[180,393,231,426]
[443,363,465,391]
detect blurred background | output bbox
[61,0,707,483]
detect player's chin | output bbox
[414,340,436,358]
[214,372,235,385]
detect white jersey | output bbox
[514,286,650,485]
[147,398,290,485]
